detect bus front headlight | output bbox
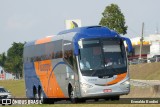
[80,83,93,89]
[121,80,130,85]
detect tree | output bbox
[4,42,24,78]
[0,52,7,67]
[99,4,128,35]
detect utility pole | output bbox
[139,22,144,61]
[156,24,159,34]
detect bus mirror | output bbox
[78,40,83,48]
[122,37,133,53]
[79,49,81,60]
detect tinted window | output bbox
[78,38,127,76]
[64,40,73,67]
[24,40,63,62]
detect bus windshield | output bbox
[78,38,127,77]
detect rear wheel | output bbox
[104,98,110,101]
[111,96,120,101]
[38,89,54,104]
[79,99,86,103]
[39,89,44,104]
[94,98,99,102]
[33,87,38,99]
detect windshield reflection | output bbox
[78,38,127,76]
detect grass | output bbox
[0,79,25,98]
[129,62,160,80]
[122,86,160,98]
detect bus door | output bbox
[63,40,75,95]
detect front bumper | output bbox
[79,82,130,98]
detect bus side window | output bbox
[68,50,73,65]
[64,50,73,66]
[63,40,73,67]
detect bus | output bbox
[23,26,132,103]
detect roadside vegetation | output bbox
[129,62,160,80]
[0,79,25,98]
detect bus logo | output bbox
[38,61,51,72]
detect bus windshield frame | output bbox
[78,38,127,77]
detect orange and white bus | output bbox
[23,26,132,103]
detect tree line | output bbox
[0,3,127,78]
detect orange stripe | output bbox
[107,72,127,85]
[34,60,65,98]
[35,37,52,45]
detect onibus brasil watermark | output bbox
[1,98,160,105]
[1,98,42,105]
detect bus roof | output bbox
[58,26,119,37]
[24,26,132,55]
[25,26,121,47]
[24,35,55,47]
[58,26,122,55]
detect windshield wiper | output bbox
[90,69,98,76]
[106,65,119,73]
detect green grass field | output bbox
[0,79,25,98]
[129,62,160,80]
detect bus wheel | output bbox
[79,99,86,103]
[94,98,99,102]
[111,96,120,101]
[39,89,45,104]
[104,98,110,101]
[69,87,78,103]
[33,86,38,99]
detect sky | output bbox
[0,0,160,53]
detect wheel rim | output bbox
[40,91,44,103]
[71,90,75,99]
[70,88,77,103]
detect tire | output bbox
[39,89,44,104]
[69,87,78,103]
[94,98,99,102]
[111,96,120,101]
[79,99,86,103]
[39,89,54,104]
[33,93,38,99]
[33,87,38,99]
[104,98,110,101]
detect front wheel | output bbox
[69,87,79,103]
[70,88,77,103]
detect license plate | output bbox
[103,89,112,93]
